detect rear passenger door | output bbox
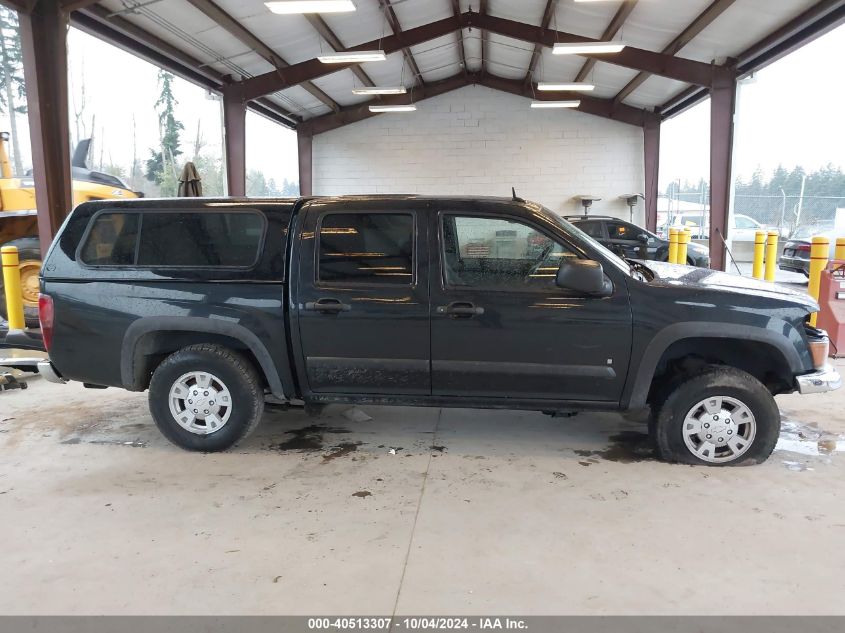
[293,201,430,396]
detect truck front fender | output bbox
[624,321,805,409]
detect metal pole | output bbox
[708,68,737,272]
[1,246,25,330]
[222,83,247,197]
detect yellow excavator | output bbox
[0,132,141,326]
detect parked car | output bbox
[565,215,710,267]
[779,228,838,277]
[665,212,772,241]
[34,196,839,466]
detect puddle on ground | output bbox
[574,431,655,464]
[268,424,365,462]
[268,425,351,452]
[776,420,845,457]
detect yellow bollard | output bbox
[752,230,766,279]
[835,237,845,262]
[764,230,779,282]
[677,227,690,265]
[1,245,25,330]
[668,228,679,264]
[808,236,830,327]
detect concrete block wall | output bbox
[311,84,646,220]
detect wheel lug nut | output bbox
[713,415,719,420]
[204,409,209,414]
[204,391,209,396]
[193,409,198,413]
[209,401,214,405]
[706,434,712,439]
[727,429,733,435]
[188,399,192,404]
[704,423,710,429]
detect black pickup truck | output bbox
[33,196,839,465]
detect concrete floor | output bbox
[1,360,844,616]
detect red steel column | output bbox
[297,129,313,196]
[223,82,247,197]
[709,68,737,271]
[643,114,660,233]
[18,0,72,256]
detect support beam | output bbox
[297,130,313,196]
[450,0,467,74]
[18,0,72,254]
[377,0,424,86]
[240,13,460,99]
[184,0,339,112]
[659,0,845,119]
[643,116,660,232]
[299,74,470,136]
[304,13,375,90]
[470,12,717,87]
[478,0,488,76]
[614,0,735,105]
[574,0,638,83]
[708,69,737,272]
[223,83,247,197]
[299,71,651,136]
[523,0,556,85]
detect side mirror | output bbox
[556,259,612,296]
[637,233,650,244]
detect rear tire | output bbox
[0,237,41,328]
[652,367,779,466]
[148,344,264,452]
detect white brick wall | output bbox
[312,84,645,220]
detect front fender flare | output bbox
[624,321,804,409]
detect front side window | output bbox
[441,215,577,290]
[318,213,414,285]
[577,221,606,239]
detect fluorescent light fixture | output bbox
[553,42,626,55]
[318,50,386,64]
[352,86,407,95]
[265,1,356,14]
[530,100,581,108]
[368,104,417,113]
[537,82,595,91]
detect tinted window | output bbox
[81,211,264,267]
[577,220,605,239]
[79,213,140,265]
[442,215,577,290]
[318,213,413,285]
[607,221,638,240]
[138,212,264,267]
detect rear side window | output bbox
[318,213,414,285]
[79,213,140,266]
[80,211,265,268]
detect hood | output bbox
[641,260,818,312]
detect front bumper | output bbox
[795,365,842,394]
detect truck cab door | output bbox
[429,208,632,403]
[292,200,430,396]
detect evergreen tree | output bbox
[0,7,26,175]
[145,70,184,196]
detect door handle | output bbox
[304,298,351,313]
[437,302,485,318]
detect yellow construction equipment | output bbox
[0,132,140,326]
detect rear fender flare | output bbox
[121,316,285,398]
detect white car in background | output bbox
[669,212,775,241]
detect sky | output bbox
[0,21,842,192]
[659,24,845,189]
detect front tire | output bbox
[148,344,264,452]
[652,367,779,466]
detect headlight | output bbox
[807,336,830,369]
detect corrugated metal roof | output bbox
[85,0,842,125]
